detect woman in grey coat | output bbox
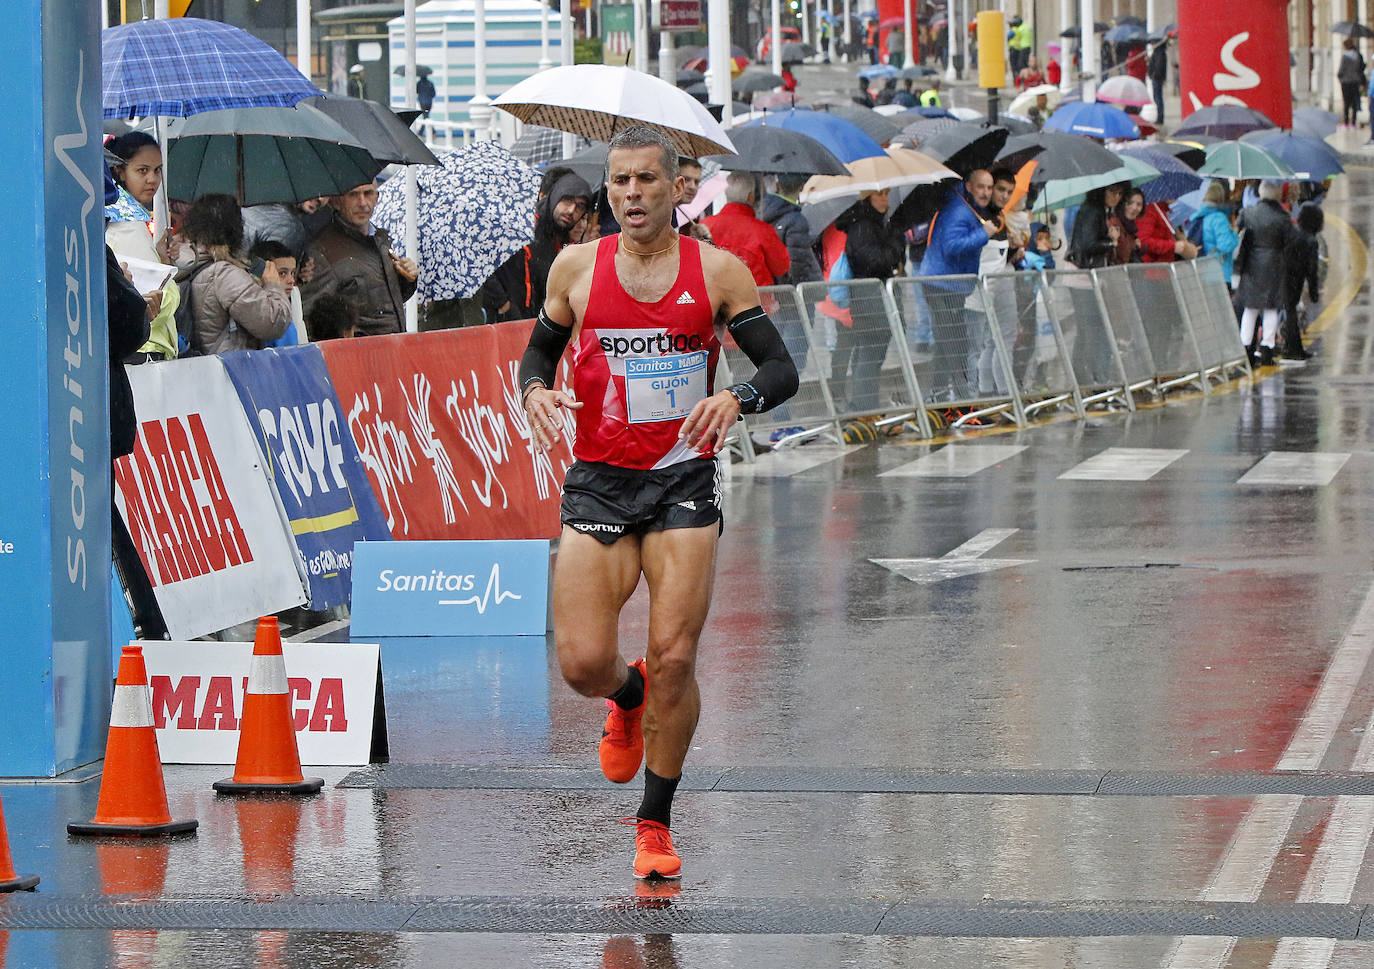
[1236,181,1295,367]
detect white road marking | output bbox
[1058,447,1190,481]
[879,444,1028,478]
[1161,580,1374,969]
[1237,451,1351,487]
[872,528,1035,584]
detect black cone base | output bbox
[0,874,39,892]
[67,817,198,837]
[212,776,324,795]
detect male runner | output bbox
[518,125,798,880]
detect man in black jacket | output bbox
[1148,39,1168,124]
[481,167,592,322]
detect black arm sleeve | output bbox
[726,306,799,414]
[518,309,572,398]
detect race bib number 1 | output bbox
[625,352,708,423]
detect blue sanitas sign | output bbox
[350,540,551,637]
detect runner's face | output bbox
[607,146,683,237]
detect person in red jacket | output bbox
[700,172,790,287]
[1136,199,1198,263]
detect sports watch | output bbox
[725,382,760,414]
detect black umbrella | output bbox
[896,116,961,149]
[998,130,1117,185]
[702,125,848,174]
[391,64,434,76]
[684,81,709,102]
[1104,24,1148,45]
[918,122,1009,177]
[995,116,1039,136]
[900,64,939,79]
[304,94,441,166]
[562,142,609,187]
[1060,22,1110,37]
[734,72,784,94]
[1172,104,1276,140]
[1332,20,1374,39]
[676,68,705,86]
[815,102,902,145]
[1115,15,1146,27]
[1151,140,1206,169]
[780,41,814,63]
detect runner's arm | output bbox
[519,248,584,453]
[680,253,798,453]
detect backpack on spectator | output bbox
[1185,215,1207,253]
[172,261,214,357]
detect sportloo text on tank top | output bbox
[572,234,721,470]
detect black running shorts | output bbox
[560,458,724,545]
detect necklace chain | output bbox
[619,236,679,258]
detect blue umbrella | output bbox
[1168,186,1206,225]
[858,63,901,80]
[1238,130,1344,181]
[739,109,886,162]
[372,142,543,302]
[1114,146,1202,203]
[909,105,956,119]
[102,17,323,119]
[1293,107,1339,138]
[1043,100,1140,139]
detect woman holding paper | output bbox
[104,133,179,361]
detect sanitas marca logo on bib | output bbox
[350,540,550,637]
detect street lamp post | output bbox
[708,0,732,126]
[471,0,492,140]
[902,0,914,69]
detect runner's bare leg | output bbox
[553,527,643,698]
[639,525,718,777]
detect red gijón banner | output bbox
[318,319,575,541]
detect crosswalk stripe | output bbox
[1057,447,1189,481]
[731,445,854,478]
[880,444,1028,478]
[1237,451,1351,487]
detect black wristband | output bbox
[725,305,798,414]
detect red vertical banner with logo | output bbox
[1177,0,1292,128]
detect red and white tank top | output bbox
[572,233,720,470]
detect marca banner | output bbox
[114,358,308,640]
[218,346,392,609]
[141,641,380,765]
[1177,0,1291,128]
[350,539,551,637]
[318,320,575,541]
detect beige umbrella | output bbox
[799,147,958,204]
[1008,83,1061,117]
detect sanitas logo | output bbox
[599,332,703,356]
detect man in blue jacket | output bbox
[919,170,998,399]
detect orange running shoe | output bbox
[632,818,682,880]
[599,657,647,783]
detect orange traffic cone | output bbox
[0,793,37,892]
[213,618,323,795]
[68,646,198,837]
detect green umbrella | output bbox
[166,104,384,205]
[1196,141,1296,181]
[1036,154,1158,211]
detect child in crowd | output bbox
[248,240,305,347]
[305,290,360,342]
[1017,222,1057,271]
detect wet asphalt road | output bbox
[5,132,1374,969]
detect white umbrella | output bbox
[1008,83,1061,117]
[799,147,957,203]
[492,64,736,158]
[1096,75,1152,107]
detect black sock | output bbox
[606,662,644,711]
[637,768,680,827]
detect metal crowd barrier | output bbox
[725,256,1243,457]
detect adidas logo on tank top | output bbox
[675,292,696,305]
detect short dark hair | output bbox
[679,157,702,172]
[107,131,158,163]
[248,240,294,263]
[608,125,680,179]
[305,291,360,342]
[180,194,244,253]
[777,172,809,195]
[989,167,1016,187]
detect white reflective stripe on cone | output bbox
[247,654,289,695]
[110,683,155,729]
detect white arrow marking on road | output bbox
[870,528,1035,584]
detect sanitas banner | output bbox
[319,299,574,544]
[218,345,392,609]
[142,640,380,765]
[114,357,308,639]
[351,539,551,637]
